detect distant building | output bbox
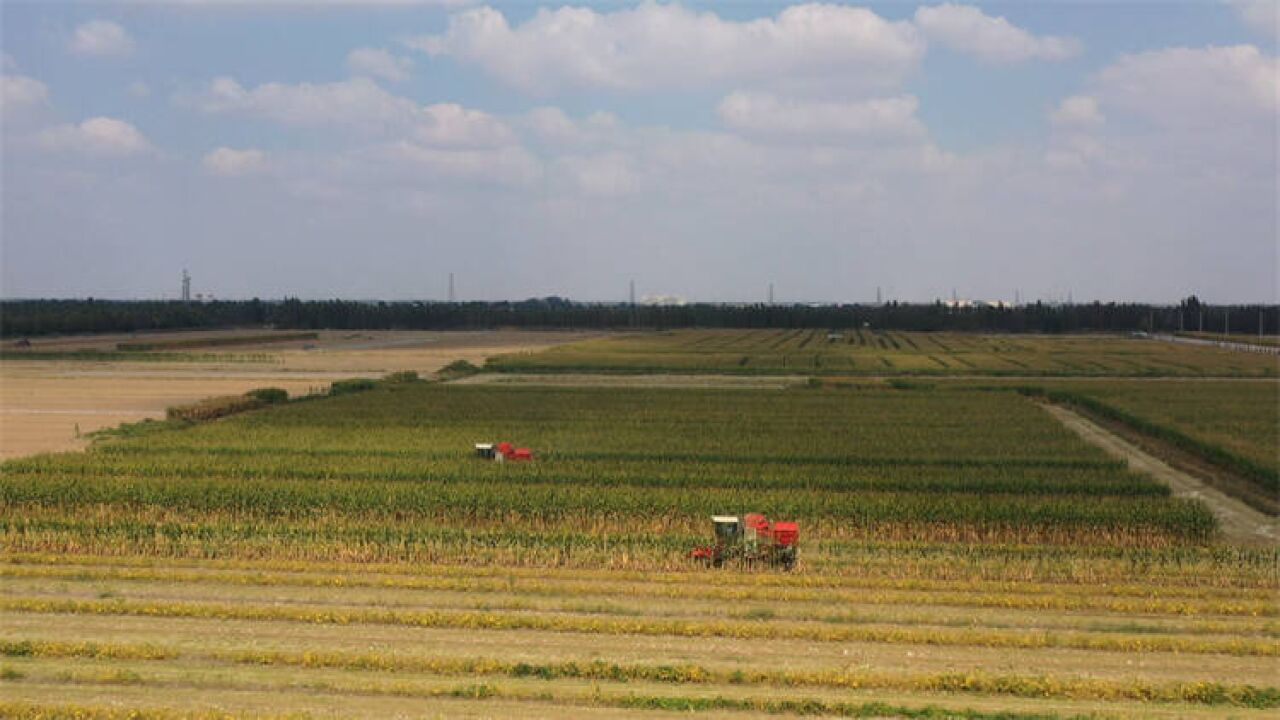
[641,294,687,307]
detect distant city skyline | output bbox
[2,1,1276,304]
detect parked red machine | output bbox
[690,513,798,570]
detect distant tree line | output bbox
[1,296,1276,338]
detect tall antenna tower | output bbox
[768,283,774,305]
[448,272,455,303]
[629,279,635,307]
[181,269,191,302]
[876,286,882,305]
[1014,289,1020,307]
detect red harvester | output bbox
[690,513,798,570]
[475,442,533,462]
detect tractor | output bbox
[689,513,798,570]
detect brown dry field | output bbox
[0,329,594,460]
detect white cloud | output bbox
[1050,95,1104,128]
[185,76,422,131]
[1225,1,1277,39]
[2,74,50,111]
[38,117,151,156]
[203,147,267,176]
[718,92,925,139]
[185,76,514,149]
[96,0,472,5]
[387,142,542,186]
[1095,45,1277,128]
[554,152,638,196]
[415,103,513,147]
[1046,45,1277,186]
[914,4,1080,63]
[347,47,413,83]
[523,106,621,146]
[69,20,136,57]
[410,2,924,94]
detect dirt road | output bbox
[452,373,808,389]
[1042,403,1276,545]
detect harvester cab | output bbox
[691,513,798,570]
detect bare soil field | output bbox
[0,329,593,460]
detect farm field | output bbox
[3,375,1278,719]
[1033,380,1279,514]
[0,329,591,459]
[487,329,1278,377]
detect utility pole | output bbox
[629,279,637,328]
[876,286,882,305]
[1199,310,1204,332]
[768,282,774,306]
[1149,310,1154,333]
[448,272,455,303]
[1260,309,1265,338]
[1225,309,1230,336]
[181,269,191,302]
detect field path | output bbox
[1042,403,1277,545]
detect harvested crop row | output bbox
[5,597,1275,656]
[5,564,1273,621]
[4,639,1277,708]
[0,682,1132,720]
[11,546,1273,591]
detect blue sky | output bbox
[2,1,1276,303]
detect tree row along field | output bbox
[3,374,1277,718]
[486,329,1278,377]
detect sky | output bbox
[1,1,1276,304]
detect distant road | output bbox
[1148,333,1280,356]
